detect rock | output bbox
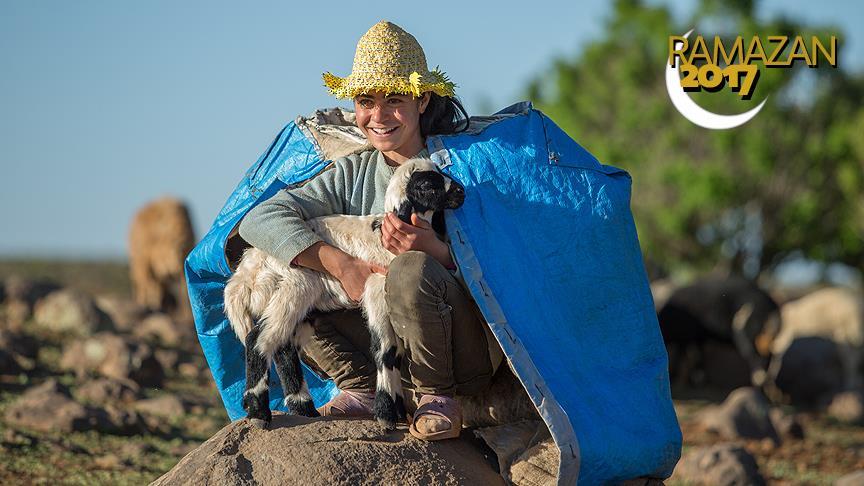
[134,395,186,421]
[672,444,765,486]
[0,329,38,374]
[178,362,201,379]
[509,439,559,486]
[134,312,186,347]
[3,379,147,435]
[154,349,180,372]
[152,414,505,486]
[836,470,864,486]
[94,295,144,333]
[769,408,804,440]
[475,420,550,481]
[772,337,845,407]
[700,387,780,443]
[33,289,113,336]
[3,379,90,433]
[59,332,165,387]
[3,300,31,331]
[828,391,864,424]
[4,276,61,307]
[74,377,140,405]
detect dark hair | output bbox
[419,93,470,137]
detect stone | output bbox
[509,439,559,486]
[59,332,165,387]
[74,377,140,405]
[134,395,186,421]
[769,408,804,440]
[152,414,506,486]
[3,379,90,433]
[133,312,187,347]
[4,276,61,306]
[772,337,845,408]
[672,444,765,486]
[474,420,550,482]
[33,289,113,336]
[154,349,180,372]
[94,295,144,333]
[827,391,864,425]
[836,470,864,486]
[700,387,780,443]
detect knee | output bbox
[385,251,448,310]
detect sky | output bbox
[1,0,861,259]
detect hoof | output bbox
[248,417,269,430]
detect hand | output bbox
[334,257,387,303]
[381,213,454,268]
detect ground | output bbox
[0,259,862,485]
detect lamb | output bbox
[224,157,465,429]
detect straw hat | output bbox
[323,21,456,100]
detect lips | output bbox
[369,126,398,136]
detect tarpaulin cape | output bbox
[185,102,682,484]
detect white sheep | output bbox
[770,287,864,390]
[224,157,465,429]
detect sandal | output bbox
[315,389,375,417]
[408,394,462,441]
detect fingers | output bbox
[370,263,388,275]
[410,213,432,229]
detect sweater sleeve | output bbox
[238,158,353,264]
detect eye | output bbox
[387,97,403,105]
[357,98,374,109]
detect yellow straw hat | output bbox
[323,20,456,100]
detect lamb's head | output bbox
[384,157,465,225]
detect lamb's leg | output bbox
[242,325,272,426]
[273,323,319,417]
[362,275,405,429]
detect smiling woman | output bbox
[237,20,497,442]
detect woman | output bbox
[238,20,501,441]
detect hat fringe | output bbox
[322,68,456,100]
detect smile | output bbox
[370,126,398,135]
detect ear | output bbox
[445,180,465,209]
[418,92,431,114]
[396,201,413,225]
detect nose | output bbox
[370,103,389,123]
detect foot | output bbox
[316,389,376,417]
[409,394,462,441]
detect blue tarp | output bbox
[185,102,681,485]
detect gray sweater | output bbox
[238,148,429,264]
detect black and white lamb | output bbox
[224,157,465,429]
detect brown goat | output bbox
[128,197,195,322]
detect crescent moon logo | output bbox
[666,30,768,130]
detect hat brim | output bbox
[322,69,456,100]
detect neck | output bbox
[381,138,426,166]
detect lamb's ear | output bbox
[396,201,413,225]
[445,180,465,209]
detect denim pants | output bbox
[301,251,500,396]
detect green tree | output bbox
[527,0,864,278]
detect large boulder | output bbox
[152,414,505,486]
[59,332,165,387]
[671,444,765,486]
[33,288,113,336]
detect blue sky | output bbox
[1,0,861,259]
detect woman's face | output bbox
[354,91,430,164]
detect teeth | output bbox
[371,127,396,135]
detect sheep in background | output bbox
[770,287,864,391]
[128,197,195,323]
[658,276,782,391]
[224,157,465,429]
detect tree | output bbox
[527,0,864,278]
